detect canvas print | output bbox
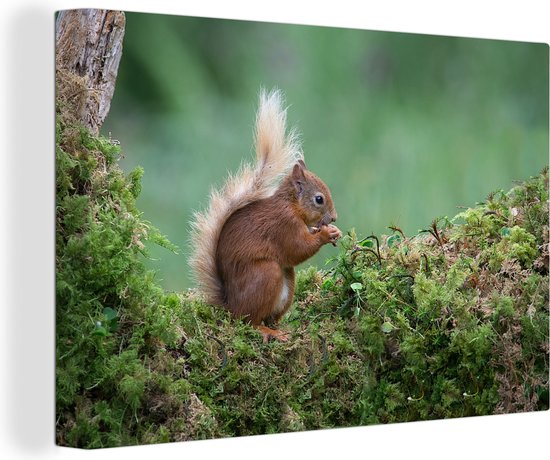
[55,9,549,448]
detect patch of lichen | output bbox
[56,118,548,451]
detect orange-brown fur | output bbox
[216,165,339,327]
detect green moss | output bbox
[499,226,538,267]
[56,111,549,449]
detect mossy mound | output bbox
[56,110,548,447]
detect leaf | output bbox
[350,282,363,292]
[93,321,108,337]
[358,238,374,248]
[381,322,395,333]
[387,233,403,248]
[322,278,335,290]
[500,227,511,237]
[103,307,118,321]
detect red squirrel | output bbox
[190,89,342,342]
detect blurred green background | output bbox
[103,12,548,291]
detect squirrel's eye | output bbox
[315,194,324,205]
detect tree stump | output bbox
[55,9,125,135]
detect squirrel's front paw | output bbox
[320,224,342,245]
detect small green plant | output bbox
[92,307,119,337]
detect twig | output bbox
[207,334,228,371]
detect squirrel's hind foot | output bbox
[256,325,289,343]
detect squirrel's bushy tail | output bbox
[189,89,303,304]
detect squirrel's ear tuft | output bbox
[292,162,306,179]
[292,163,305,196]
[297,159,307,170]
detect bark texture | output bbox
[55,9,125,134]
